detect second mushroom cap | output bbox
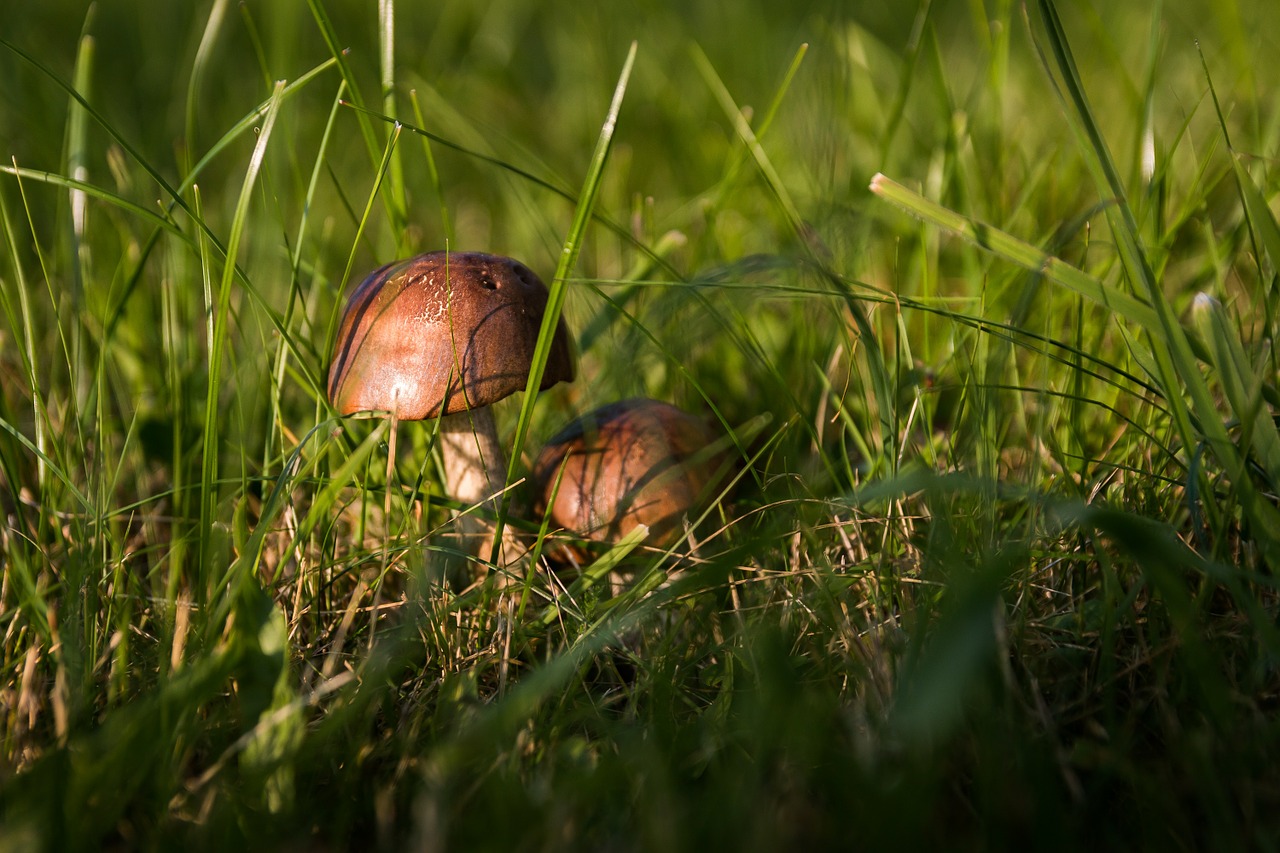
[534,398,727,553]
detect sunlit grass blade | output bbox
[199,81,285,583]
[504,41,638,482]
[184,0,231,175]
[321,121,402,362]
[66,20,92,287]
[378,0,407,253]
[870,173,1163,332]
[409,89,454,247]
[306,0,405,240]
[537,523,650,628]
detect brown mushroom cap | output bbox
[533,398,727,552]
[327,251,575,419]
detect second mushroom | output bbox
[532,397,727,562]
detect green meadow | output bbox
[2,0,1280,848]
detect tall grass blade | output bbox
[696,47,902,468]
[268,81,348,472]
[705,42,809,210]
[0,166,185,237]
[379,0,407,252]
[537,523,650,628]
[0,180,49,491]
[1195,40,1278,322]
[2,36,207,250]
[199,81,286,582]
[0,416,92,514]
[184,0,231,174]
[323,122,403,358]
[345,100,678,278]
[1230,154,1280,310]
[306,0,405,238]
[693,44,804,233]
[409,90,455,247]
[289,419,389,562]
[877,0,934,165]
[503,42,638,483]
[66,23,92,328]
[0,38,337,351]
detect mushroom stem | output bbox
[437,407,523,567]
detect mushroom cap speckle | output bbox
[533,398,726,552]
[328,251,575,419]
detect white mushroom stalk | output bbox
[437,407,519,564]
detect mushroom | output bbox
[532,398,727,560]
[328,250,574,562]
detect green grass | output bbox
[2,0,1280,849]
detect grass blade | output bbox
[184,0,231,174]
[537,523,650,628]
[0,178,50,491]
[1192,294,1280,490]
[409,89,455,247]
[344,99,681,280]
[696,47,904,469]
[199,81,286,583]
[503,42,638,483]
[306,0,405,242]
[692,43,804,234]
[378,0,407,252]
[0,415,93,515]
[870,173,1163,332]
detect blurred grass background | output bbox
[3,0,1280,849]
